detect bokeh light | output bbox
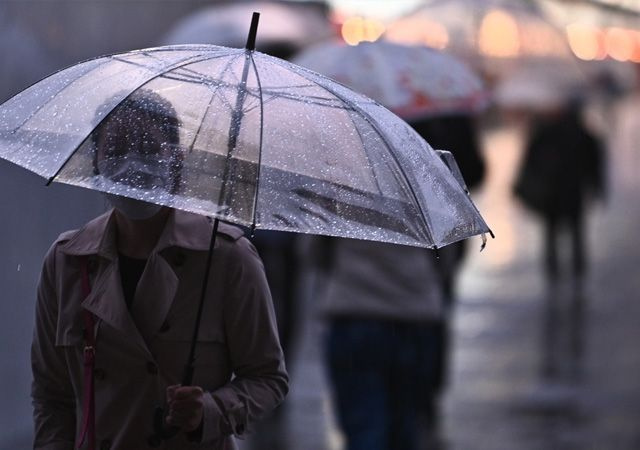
[478,9,520,58]
[566,23,606,60]
[341,16,385,45]
[605,27,636,62]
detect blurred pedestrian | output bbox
[315,236,444,450]
[514,99,605,291]
[31,90,288,450]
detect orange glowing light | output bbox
[566,23,606,61]
[478,9,520,58]
[341,17,385,46]
[605,27,635,62]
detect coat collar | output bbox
[60,208,215,258]
[59,208,236,354]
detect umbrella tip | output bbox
[246,12,260,51]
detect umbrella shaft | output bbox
[182,217,219,386]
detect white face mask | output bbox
[104,193,163,220]
[95,152,174,220]
[97,154,172,191]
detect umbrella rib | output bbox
[47,51,234,185]
[258,87,353,109]
[134,48,235,67]
[149,55,243,89]
[269,57,436,245]
[248,52,264,233]
[184,57,239,154]
[350,119,386,196]
[216,50,253,214]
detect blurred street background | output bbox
[245,94,640,450]
[1,1,639,448]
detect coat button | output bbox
[99,439,111,450]
[146,361,158,375]
[159,321,171,333]
[94,368,106,380]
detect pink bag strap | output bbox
[77,256,96,450]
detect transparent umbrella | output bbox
[293,40,488,121]
[0,29,490,250]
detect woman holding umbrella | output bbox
[31,90,289,450]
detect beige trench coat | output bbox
[31,210,288,450]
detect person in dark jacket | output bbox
[514,100,605,289]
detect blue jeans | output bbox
[325,318,440,450]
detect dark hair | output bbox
[91,89,183,193]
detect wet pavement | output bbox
[244,93,640,450]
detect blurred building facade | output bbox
[0,0,219,101]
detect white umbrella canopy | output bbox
[0,40,491,250]
[293,40,489,121]
[162,1,333,55]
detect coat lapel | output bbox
[60,208,227,357]
[80,262,151,357]
[130,252,179,346]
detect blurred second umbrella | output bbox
[293,40,489,121]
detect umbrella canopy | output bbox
[161,1,333,55]
[293,40,488,121]
[0,43,490,249]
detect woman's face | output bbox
[96,123,176,192]
[95,120,178,220]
